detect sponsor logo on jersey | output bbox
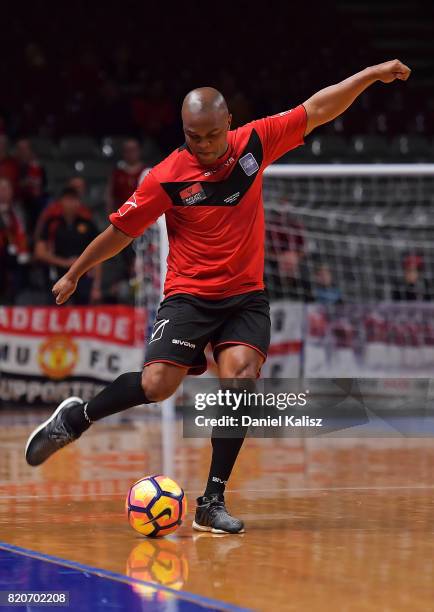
[203,156,235,176]
[179,182,207,206]
[172,338,196,349]
[149,319,170,344]
[239,152,259,177]
[224,192,240,204]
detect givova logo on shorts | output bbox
[172,339,196,349]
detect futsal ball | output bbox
[126,474,187,537]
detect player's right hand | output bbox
[52,275,77,305]
[374,59,411,84]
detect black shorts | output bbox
[144,290,271,375]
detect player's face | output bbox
[183,111,232,165]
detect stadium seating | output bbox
[59,136,100,161]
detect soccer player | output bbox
[25,59,411,533]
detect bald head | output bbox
[182,87,228,118]
[182,87,231,166]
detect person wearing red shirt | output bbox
[25,59,411,533]
[0,135,19,197]
[34,187,101,305]
[107,139,147,214]
[0,177,30,303]
[34,176,92,241]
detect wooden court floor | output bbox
[1,409,434,611]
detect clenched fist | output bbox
[373,59,411,84]
[52,274,77,305]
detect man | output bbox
[0,177,30,303]
[266,210,311,300]
[14,138,46,233]
[34,176,91,241]
[107,138,147,214]
[392,253,431,301]
[311,262,343,305]
[34,187,101,305]
[0,135,19,196]
[25,59,411,533]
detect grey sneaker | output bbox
[25,397,84,466]
[192,494,245,534]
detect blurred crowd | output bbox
[1,2,433,306]
[1,128,432,307]
[1,2,432,145]
[0,136,150,305]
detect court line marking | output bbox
[1,483,434,501]
[0,541,251,612]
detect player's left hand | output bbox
[373,59,411,84]
[52,274,77,305]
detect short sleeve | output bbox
[109,171,172,238]
[253,104,307,166]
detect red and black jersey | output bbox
[110,104,307,299]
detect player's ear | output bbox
[227,113,233,130]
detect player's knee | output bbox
[226,360,260,379]
[141,366,178,402]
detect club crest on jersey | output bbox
[239,152,259,177]
[179,182,207,206]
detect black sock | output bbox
[202,381,254,499]
[203,434,247,499]
[66,372,150,432]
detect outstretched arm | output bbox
[303,59,411,136]
[52,225,133,304]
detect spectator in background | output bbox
[392,253,431,301]
[67,175,88,201]
[265,209,311,300]
[35,187,101,305]
[0,177,30,303]
[34,176,91,241]
[107,138,146,213]
[311,262,342,304]
[0,135,19,196]
[14,138,46,233]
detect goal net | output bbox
[263,164,434,303]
